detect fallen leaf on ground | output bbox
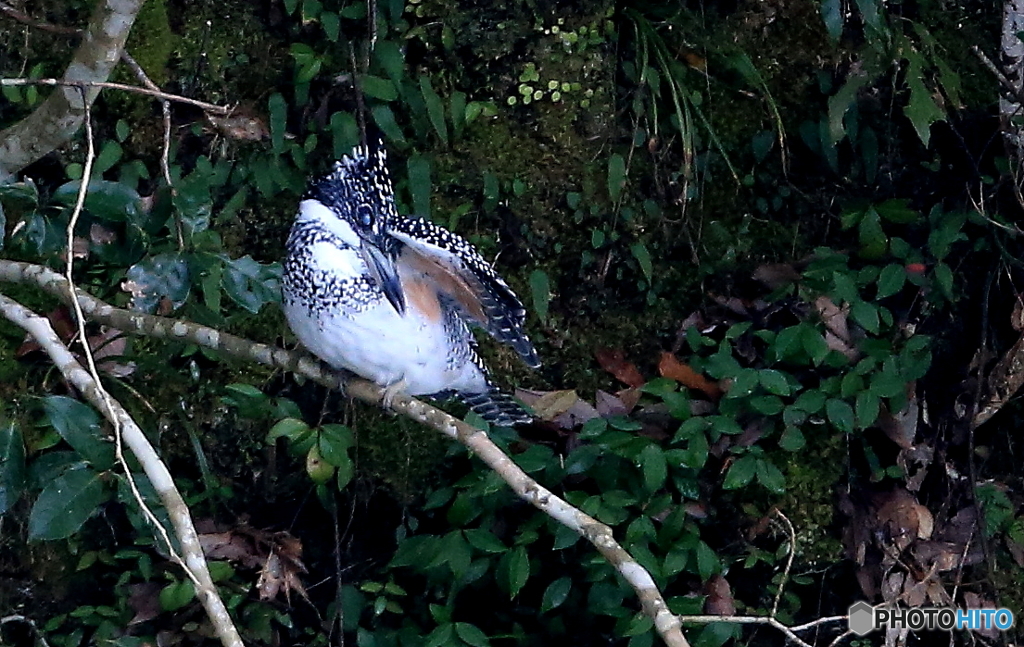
[595,347,645,388]
[658,352,722,400]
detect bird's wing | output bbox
[389,217,540,368]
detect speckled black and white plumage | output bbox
[282,140,538,426]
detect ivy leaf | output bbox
[159,579,196,612]
[41,396,114,470]
[28,465,110,540]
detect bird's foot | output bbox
[381,378,409,410]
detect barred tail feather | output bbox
[460,389,533,427]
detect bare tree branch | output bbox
[0,258,689,647]
[0,290,244,647]
[0,0,144,182]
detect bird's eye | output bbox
[356,205,374,228]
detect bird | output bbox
[281,139,540,426]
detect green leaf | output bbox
[876,264,906,299]
[28,465,109,540]
[903,51,945,148]
[330,111,359,159]
[159,579,196,612]
[267,418,310,443]
[305,444,334,484]
[630,242,653,282]
[454,623,490,647]
[856,390,880,428]
[371,105,406,144]
[419,76,449,146]
[41,396,114,470]
[374,40,405,85]
[268,93,288,152]
[850,300,879,334]
[758,369,792,395]
[858,209,887,259]
[498,546,530,598]
[607,153,626,202]
[826,398,855,432]
[0,421,26,514]
[778,426,806,451]
[126,252,190,313]
[222,255,282,314]
[463,528,507,554]
[529,269,550,324]
[407,155,432,218]
[875,199,918,224]
[933,262,954,300]
[695,540,719,580]
[320,10,340,41]
[801,325,829,365]
[722,455,756,489]
[639,444,667,491]
[755,459,785,493]
[820,0,843,40]
[750,395,784,415]
[53,180,142,223]
[361,75,398,102]
[450,90,467,136]
[541,576,571,613]
[318,424,352,467]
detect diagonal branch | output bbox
[0,290,244,647]
[0,258,688,647]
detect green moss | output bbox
[778,431,846,562]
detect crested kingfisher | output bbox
[281,140,539,425]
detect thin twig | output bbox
[770,509,797,618]
[0,292,244,647]
[0,259,688,647]
[0,77,230,115]
[117,51,183,248]
[0,615,52,647]
[48,93,242,647]
[0,1,81,36]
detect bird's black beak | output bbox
[360,239,405,315]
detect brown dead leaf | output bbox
[658,352,722,400]
[595,390,629,417]
[878,392,918,450]
[703,575,736,616]
[963,592,1000,640]
[257,551,308,603]
[528,390,584,421]
[127,582,164,625]
[752,263,801,290]
[199,524,308,603]
[876,488,934,557]
[594,348,645,388]
[17,308,77,357]
[815,296,859,360]
[616,387,642,413]
[207,111,269,142]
